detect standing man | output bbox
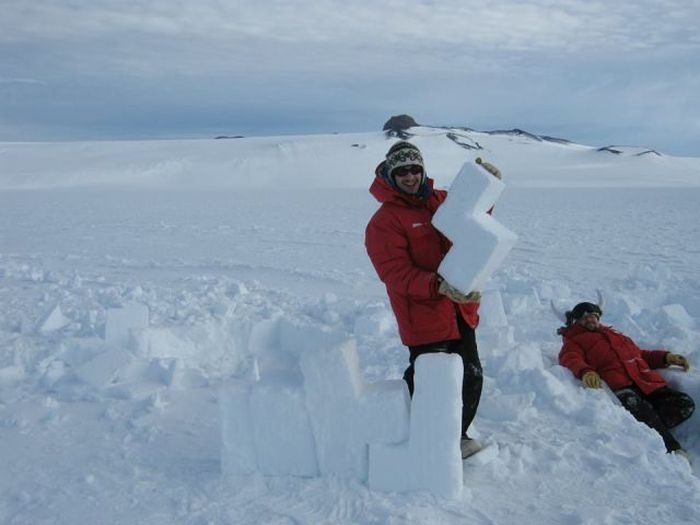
[365,141,500,459]
[558,301,695,455]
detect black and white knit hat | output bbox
[384,141,424,178]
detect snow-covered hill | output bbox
[1,126,699,190]
[1,129,700,524]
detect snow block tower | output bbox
[368,353,464,498]
[432,161,517,293]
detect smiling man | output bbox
[558,301,695,456]
[364,140,501,459]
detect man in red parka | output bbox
[365,140,500,459]
[558,301,695,454]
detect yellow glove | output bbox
[582,370,602,389]
[476,157,502,180]
[666,353,690,371]
[438,278,480,304]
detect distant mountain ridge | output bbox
[0,125,698,190]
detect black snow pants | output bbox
[404,315,483,438]
[615,385,695,452]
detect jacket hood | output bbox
[559,323,606,339]
[370,161,434,207]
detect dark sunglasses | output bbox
[578,311,601,320]
[393,165,423,177]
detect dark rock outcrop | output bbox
[446,132,483,150]
[598,145,662,157]
[485,128,543,141]
[383,114,419,132]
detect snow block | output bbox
[73,348,134,389]
[353,304,396,337]
[250,378,318,476]
[432,162,517,293]
[105,303,149,347]
[480,290,508,328]
[299,339,367,480]
[661,304,695,330]
[37,304,72,333]
[477,290,514,348]
[59,337,110,367]
[220,383,257,476]
[369,353,463,498]
[278,318,346,359]
[359,380,410,445]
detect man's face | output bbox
[576,311,601,331]
[393,165,424,195]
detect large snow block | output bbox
[105,303,150,347]
[369,353,463,498]
[477,290,514,349]
[220,383,257,476]
[73,348,134,389]
[249,379,318,477]
[300,339,367,480]
[278,318,346,359]
[479,290,508,328]
[432,161,517,293]
[37,304,72,333]
[359,380,410,444]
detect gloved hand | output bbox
[582,370,602,389]
[438,278,480,304]
[666,353,690,371]
[464,290,482,302]
[476,157,502,180]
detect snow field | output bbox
[1,127,700,522]
[3,242,700,524]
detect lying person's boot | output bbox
[460,437,483,459]
[673,448,692,464]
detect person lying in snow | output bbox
[364,140,501,460]
[558,301,695,456]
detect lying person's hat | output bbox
[563,302,603,327]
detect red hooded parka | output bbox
[365,164,479,347]
[558,323,670,394]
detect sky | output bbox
[2,0,700,156]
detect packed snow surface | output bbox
[1,128,700,524]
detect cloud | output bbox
[1,1,699,154]
[0,76,44,85]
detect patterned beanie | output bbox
[384,141,424,179]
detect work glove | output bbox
[666,353,690,371]
[476,157,502,180]
[582,370,602,389]
[438,277,481,304]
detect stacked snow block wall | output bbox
[220,160,518,497]
[220,335,464,498]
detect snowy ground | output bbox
[1,130,700,524]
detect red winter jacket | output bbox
[365,165,479,346]
[558,323,670,395]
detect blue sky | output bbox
[2,0,699,155]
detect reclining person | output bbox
[558,301,695,455]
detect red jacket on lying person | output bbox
[559,323,670,395]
